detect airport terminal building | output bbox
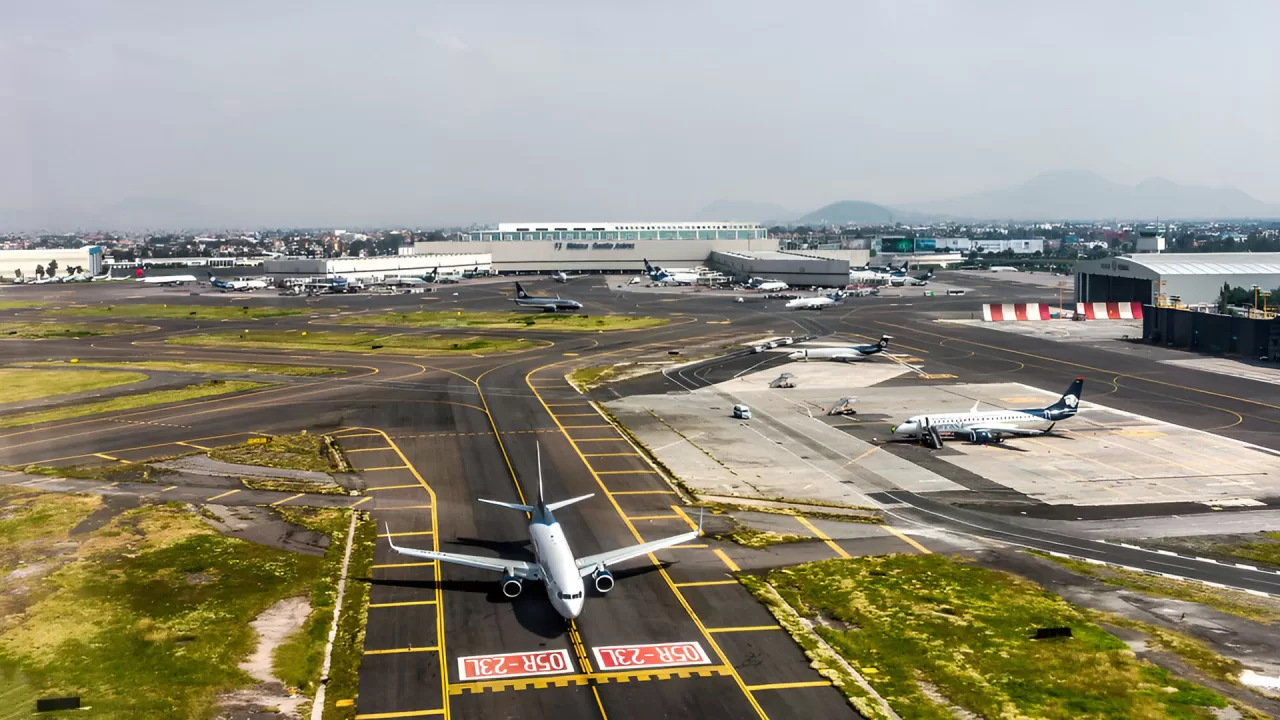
[1074,253,1280,306]
[415,222,774,273]
[263,253,491,284]
[0,246,104,280]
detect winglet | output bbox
[697,506,704,535]
[537,442,545,505]
[382,522,398,550]
[970,399,981,413]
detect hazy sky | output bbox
[4,1,1278,227]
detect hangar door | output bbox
[1079,274,1152,304]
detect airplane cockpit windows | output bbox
[557,592,583,600]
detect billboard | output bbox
[878,237,935,253]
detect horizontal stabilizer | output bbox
[546,493,594,512]
[478,498,537,513]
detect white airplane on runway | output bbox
[784,290,847,310]
[385,444,702,620]
[891,377,1085,447]
[787,335,891,362]
[138,274,199,285]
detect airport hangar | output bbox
[1074,252,1280,306]
[0,246,104,280]
[262,252,491,284]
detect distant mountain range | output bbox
[699,171,1280,225]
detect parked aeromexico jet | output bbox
[891,377,1085,447]
[385,445,701,620]
[513,282,584,312]
[787,336,891,362]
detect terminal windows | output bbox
[639,231,657,240]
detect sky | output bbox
[3,0,1278,228]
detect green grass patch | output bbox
[1033,551,1280,625]
[0,380,270,428]
[320,512,376,719]
[25,359,342,377]
[0,485,102,572]
[16,461,173,486]
[0,368,147,403]
[714,522,808,549]
[210,433,338,474]
[0,497,325,718]
[0,321,151,339]
[242,478,348,496]
[47,303,303,320]
[270,508,350,695]
[166,330,537,356]
[569,365,621,390]
[0,300,49,310]
[338,310,669,332]
[759,554,1234,719]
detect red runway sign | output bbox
[592,641,711,671]
[457,649,574,682]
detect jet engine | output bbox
[592,569,615,594]
[501,574,523,598]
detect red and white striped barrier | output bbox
[982,303,1051,321]
[1076,302,1143,320]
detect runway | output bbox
[5,274,1279,718]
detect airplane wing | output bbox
[959,423,1045,438]
[574,512,702,576]
[384,524,540,579]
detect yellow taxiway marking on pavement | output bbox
[545,403,589,407]
[572,437,631,442]
[177,441,211,450]
[371,561,436,569]
[351,496,374,507]
[378,504,433,510]
[94,453,119,461]
[362,465,410,471]
[706,626,782,633]
[627,514,681,521]
[380,530,435,538]
[206,489,240,502]
[668,543,709,549]
[366,484,423,491]
[671,504,699,532]
[674,579,738,587]
[335,699,354,708]
[355,709,445,719]
[596,469,658,475]
[583,453,642,458]
[447,665,732,696]
[562,352,579,356]
[567,619,594,673]
[554,413,599,417]
[269,493,305,507]
[363,646,438,655]
[345,446,397,453]
[851,446,879,463]
[712,549,741,572]
[745,681,831,691]
[882,524,932,554]
[157,485,178,493]
[561,424,613,429]
[368,600,437,608]
[611,489,675,495]
[332,432,384,439]
[794,515,851,559]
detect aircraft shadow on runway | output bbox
[359,562,671,637]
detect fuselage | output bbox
[892,409,1052,438]
[515,297,582,311]
[529,515,586,619]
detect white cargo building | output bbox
[0,246,104,280]
[1073,253,1280,305]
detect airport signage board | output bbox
[457,649,574,682]
[592,641,711,671]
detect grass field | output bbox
[568,365,620,390]
[0,321,152,338]
[17,461,174,485]
[0,489,325,718]
[0,380,270,428]
[753,554,1242,719]
[0,300,49,310]
[166,330,537,356]
[26,360,342,377]
[1037,552,1280,625]
[1,368,148,403]
[48,304,303,320]
[210,433,337,474]
[338,310,669,332]
[715,522,808,549]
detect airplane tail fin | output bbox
[878,335,892,349]
[515,282,529,299]
[1044,377,1085,416]
[643,259,655,274]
